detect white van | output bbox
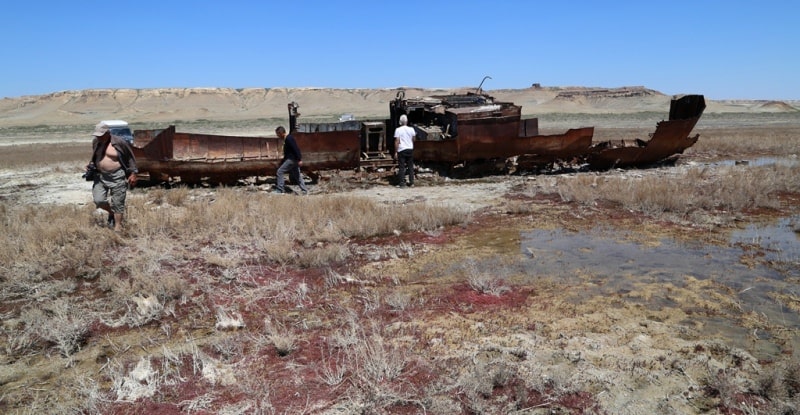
[96,120,133,144]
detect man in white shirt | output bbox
[393,114,416,188]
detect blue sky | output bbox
[1,1,797,100]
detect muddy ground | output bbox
[1,124,799,414]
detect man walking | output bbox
[274,126,308,195]
[88,121,138,231]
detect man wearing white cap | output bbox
[86,122,138,231]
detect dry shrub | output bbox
[752,360,800,411]
[462,259,511,296]
[289,195,469,239]
[457,357,519,413]
[20,299,91,357]
[4,320,38,358]
[357,287,382,312]
[110,269,186,306]
[178,393,216,413]
[505,199,538,214]
[627,176,695,215]
[701,367,743,410]
[2,274,77,306]
[330,311,361,348]
[295,243,351,268]
[108,357,160,402]
[147,188,167,205]
[352,332,407,382]
[263,317,296,356]
[317,345,347,386]
[555,173,693,215]
[128,250,187,298]
[126,294,164,327]
[215,308,245,331]
[343,323,426,413]
[385,290,413,312]
[165,185,190,207]
[210,333,246,361]
[554,174,603,205]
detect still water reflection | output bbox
[518,216,800,327]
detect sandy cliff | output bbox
[0,86,797,127]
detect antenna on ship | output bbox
[476,76,492,94]
[288,101,300,133]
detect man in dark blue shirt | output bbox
[273,126,309,195]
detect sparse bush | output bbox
[317,345,347,386]
[357,287,382,312]
[462,259,511,296]
[385,290,413,312]
[344,327,423,413]
[215,308,245,331]
[20,299,91,357]
[351,332,407,382]
[210,333,245,362]
[324,268,347,288]
[458,358,516,398]
[72,376,104,414]
[505,199,538,214]
[263,317,296,356]
[165,185,190,206]
[122,294,164,327]
[178,393,216,413]
[330,312,361,348]
[123,190,467,267]
[0,203,113,288]
[295,243,351,268]
[784,361,800,397]
[109,357,160,402]
[702,367,742,410]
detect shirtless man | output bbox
[87,122,138,231]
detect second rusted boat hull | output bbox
[586,95,706,169]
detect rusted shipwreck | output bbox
[390,90,596,175]
[129,91,705,184]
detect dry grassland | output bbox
[1,120,799,414]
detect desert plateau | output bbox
[1,86,800,414]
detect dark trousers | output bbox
[397,149,414,185]
[276,158,308,193]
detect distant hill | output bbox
[0,86,796,127]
